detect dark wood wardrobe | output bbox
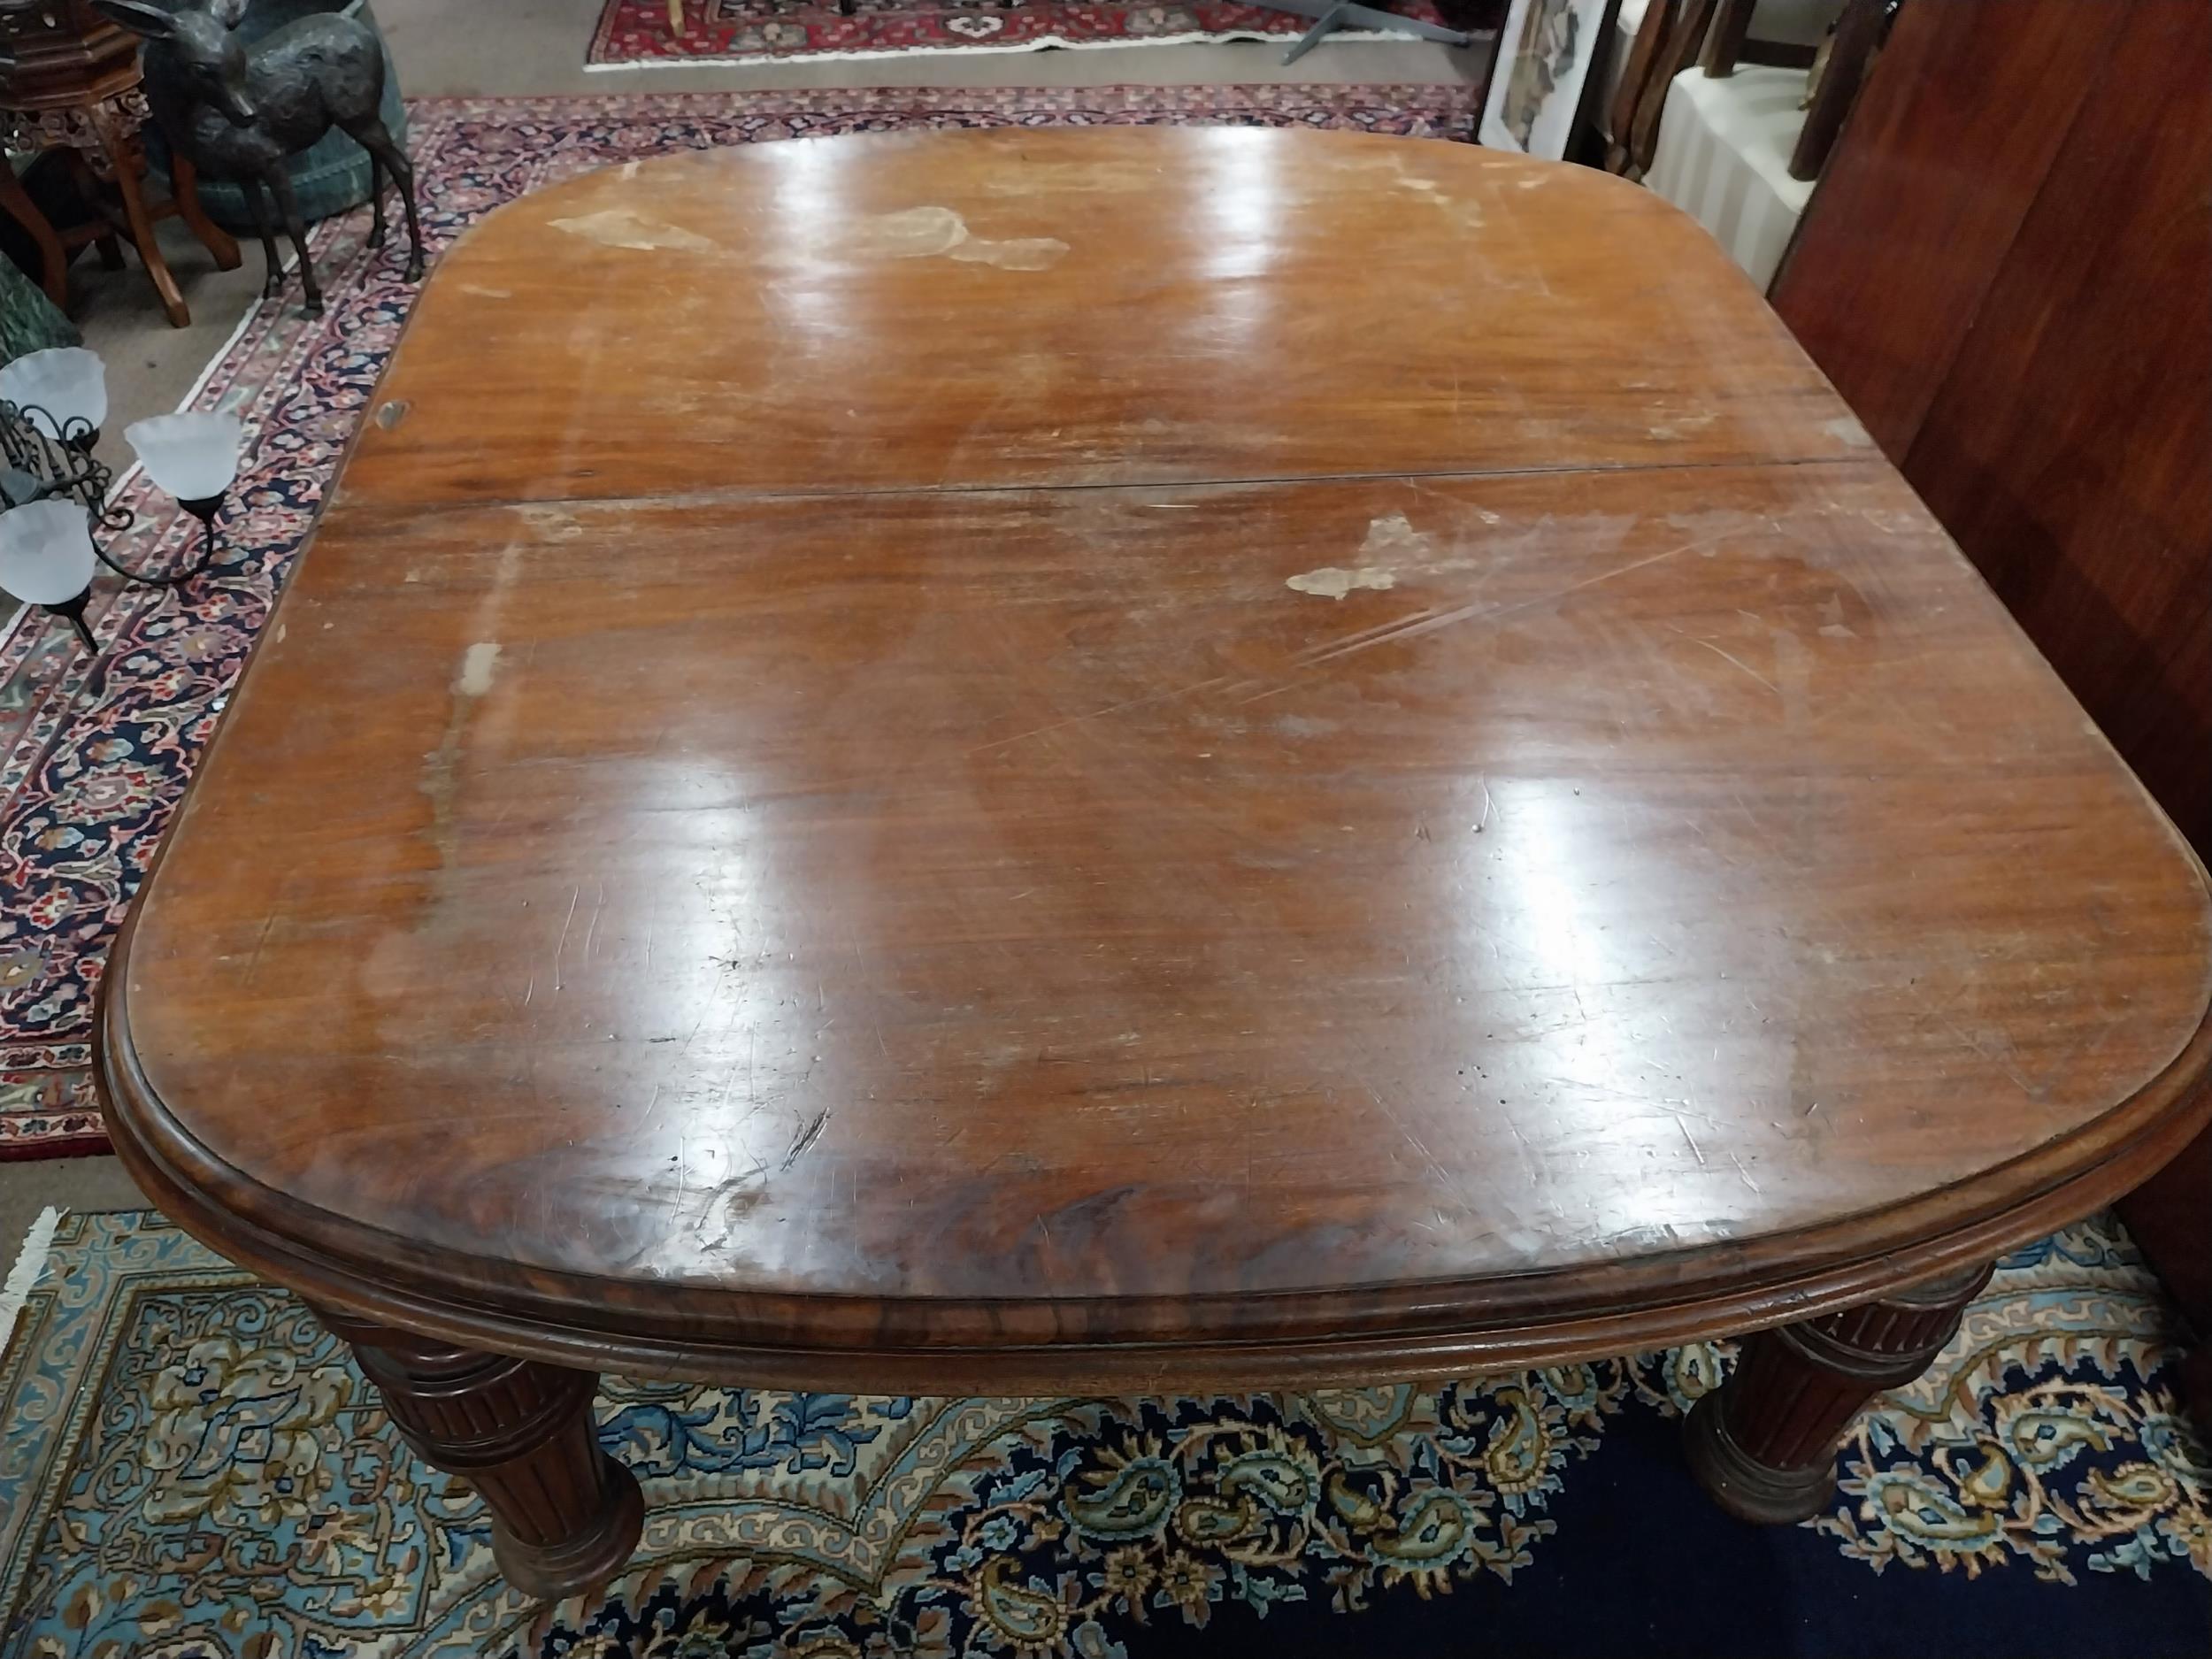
[1770,0,2210,1415]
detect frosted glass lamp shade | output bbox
[0,349,108,441]
[0,499,97,606]
[126,412,244,503]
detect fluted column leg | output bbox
[317,1308,644,1598]
[1685,1262,1992,1524]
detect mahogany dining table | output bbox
[98,127,2212,1599]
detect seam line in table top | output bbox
[329,450,1892,522]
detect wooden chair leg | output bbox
[1790,0,1887,181]
[171,154,242,272]
[667,0,685,32]
[88,111,189,327]
[1699,0,1758,76]
[0,160,72,308]
[1605,0,1678,174]
[1627,0,1721,178]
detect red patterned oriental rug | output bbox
[0,86,1482,1160]
[588,0,1478,67]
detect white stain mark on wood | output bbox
[549,208,717,253]
[1362,511,1433,562]
[517,503,587,541]
[1288,512,1434,599]
[843,205,969,257]
[457,641,503,697]
[419,551,522,902]
[1393,173,1485,227]
[1823,413,1875,448]
[949,236,1070,271]
[1288,565,1397,600]
[459,283,512,299]
[841,205,1067,271]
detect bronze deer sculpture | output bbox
[95,0,424,316]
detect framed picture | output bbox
[1479,0,1617,161]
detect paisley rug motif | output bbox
[1,1211,2205,1656]
[587,0,1473,68]
[0,84,1482,1161]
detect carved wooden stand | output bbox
[316,1309,644,1599]
[0,4,241,326]
[1684,1262,1993,1523]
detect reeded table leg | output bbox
[1685,1262,1992,1524]
[317,1308,644,1598]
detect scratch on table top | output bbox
[581,882,606,962]
[552,885,580,992]
[781,1110,831,1171]
[967,677,1228,757]
[1686,635,1779,696]
[1298,528,1732,672]
[242,905,281,983]
[1361,1080,1479,1219]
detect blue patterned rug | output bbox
[0,1210,2205,1656]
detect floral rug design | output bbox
[587,0,1472,68]
[0,84,1481,1161]
[0,1211,2206,1657]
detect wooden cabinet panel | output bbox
[1772,0,2212,1404]
[1770,0,2118,459]
[1901,0,2211,853]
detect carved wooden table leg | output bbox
[316,1308,645,1599]
[1685,1262,1993,1524]
[0,162,71,307]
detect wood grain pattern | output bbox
[98,129,2212,1401]
[1899,0,2212,858]
[1768,0,2119,457]
[333,128,1866,508]
[1770,0,2212,1379]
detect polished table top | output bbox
[103,128,2212,1391]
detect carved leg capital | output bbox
[316,1307,644,1599]
[1686,1263,1992,1525]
